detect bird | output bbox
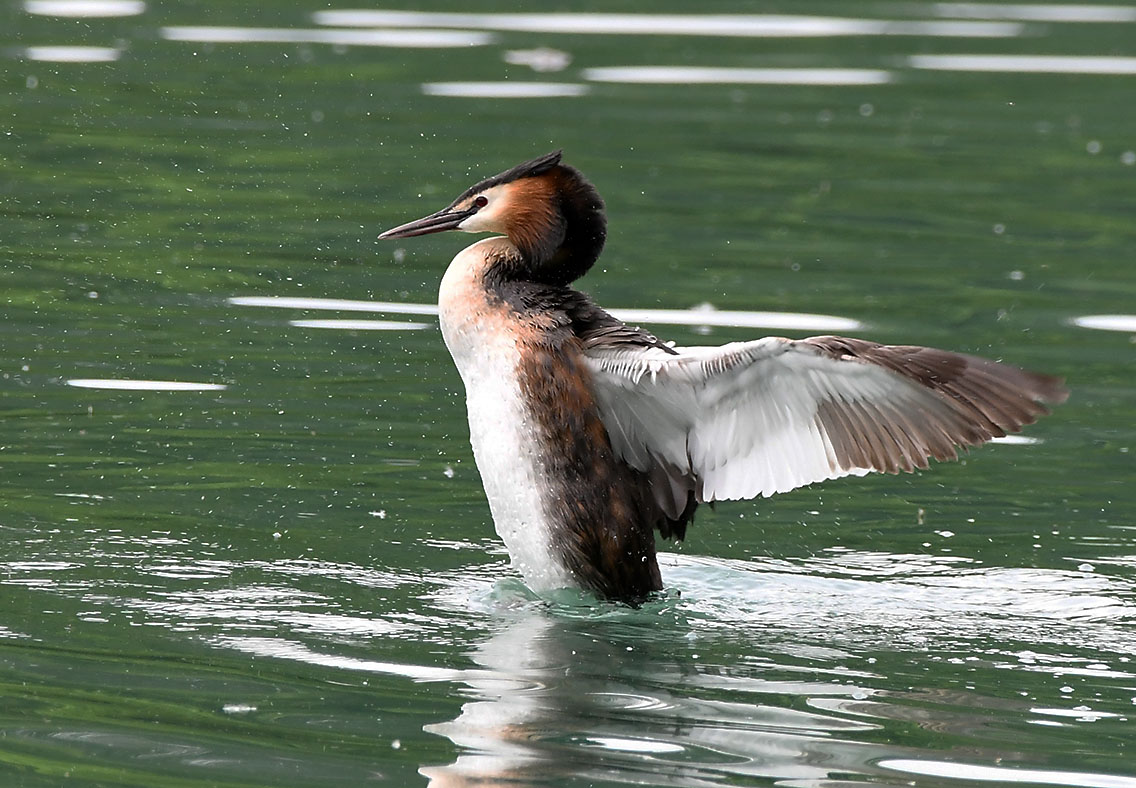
[378,151,1067,603]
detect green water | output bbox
[3,2,1135,786]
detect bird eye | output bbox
[473,195,489,208]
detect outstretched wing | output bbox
[585,335,1067,516]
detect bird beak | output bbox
[377,206,474,240]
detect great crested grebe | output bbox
[379,151,1067,602]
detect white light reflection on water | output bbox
[502,47,571,73]
[419,606,882,786]
[660,551,1136,647]
[66,379,227,391]
[422,82,588,98]
[910,54,1136,74]
[584,66,892,85]
[609,306,862,332]
[229,296,438,315]
[10,529,1133,785]
[289,318,432,331]
[1071,314,1136,333]
[313,10,1023,38]
[144,587,408,638]
[2,561,83,572]
[933,3,1136,23]
[880,758,1136,787]
[159,26,494,48]
[22,46,121,62]
[213,635,512,685]
[229,295,862,332]
[1031,706,1121,720]
[24,0,145,16]
[0,545,956,782]
[584,737,684,754]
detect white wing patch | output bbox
[590,340,856,500]
[584,336,1057,503]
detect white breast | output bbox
[437,240,577,592]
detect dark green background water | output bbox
[3,2,1135,786]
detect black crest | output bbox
[454,150,563,204]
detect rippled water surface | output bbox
[3,2,1135,786]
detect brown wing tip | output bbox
[803,336,1068,477]
[946,357,1067,435]
[1033,373,1070,405]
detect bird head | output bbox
[379,151,606,284]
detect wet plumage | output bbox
[379,151,1067,602]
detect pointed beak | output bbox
[377,206,474,240]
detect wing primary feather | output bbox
[585,333,1065,531]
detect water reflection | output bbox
[932,3,1136,23]
[419,608,890,787]
[229,295,863,332]
[115,552,1130,785]
[584,66,893,85]
[502,47,571,73]
[989,435,1039,444]
[418,571,1136,787]
[909,54,1136,73]
[664,553,1136,639]
[1071,314,1136,333]
[289,318,431,330]
[160,26,495,48]
[314,10,1023,39]
[5,529,1134,785]
[23,0,145,16]
[880,757,1136,787]
[215,635,470,682]
[22,45,121,62]
[607,305,861,332]
[229,295,438,315]
[66,378,227,391]
[422,82,588,98]
[1030,706,1122,722]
